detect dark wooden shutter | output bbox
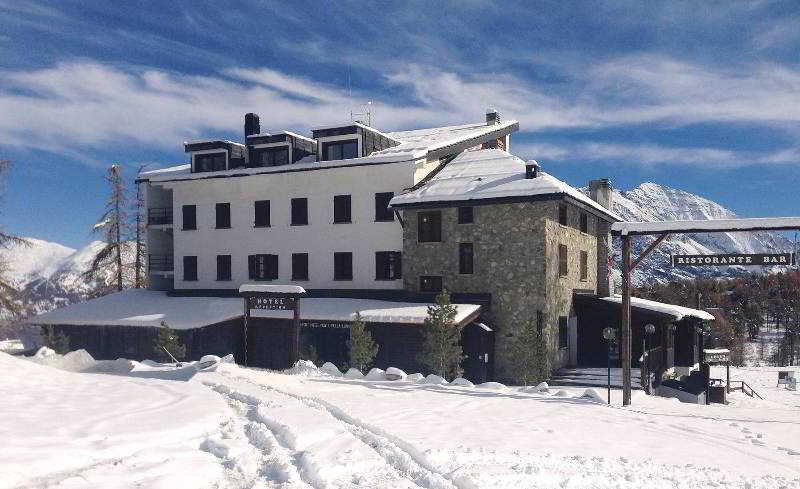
[268,254,279,280]
[182,205,196,230]
[248,255,256,280]
[254,200,270,227]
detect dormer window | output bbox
[251,147,289,167]
[195,153,226,172]
[323,139,358,161]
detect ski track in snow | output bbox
[204,374,456,489]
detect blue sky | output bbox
[1,0,799,249]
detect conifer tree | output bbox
[417,290,464,379]
[348,312,379,371]
[153,321,186,362]
[0,161,28,317]
[84,164,129,293]
[132,166,148,289]
[509,318,550,386]
[42,325,71,354]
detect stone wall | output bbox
[401,199,605,381]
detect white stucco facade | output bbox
[147,158,430,290]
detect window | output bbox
[291,198,308,226]
[375,251,402,280]
[458,206,473,224]
[334,252,353,280]
[459,242,474,274]
[374,192,394,222]
[323,139,359,161]
[558,204,568,225]
[292,253,309,281]
[333,195,351,223]
[420,276,443,293]
[194,152,226,172]
[558,244,568,277]
[579,212,588,233]
[216,203,231,229]
[580,251,588,281]
[536,310,544,335]
[183,256,197,281]
[182,205,197,230]
[248,254,278,281]
[418,211,442,242]
[216,255,232,281]
[251,147,289,167]
[254,200,270,227]
[559,316,568,349]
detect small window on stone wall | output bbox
[558,316,568,349]
[558,244,568,277]
[558,204,568,225]
[420,275,443,293]
[580,251,588,281]
[580,212,588,233]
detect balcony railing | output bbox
[148,254,174,272]
[147,207,173,226]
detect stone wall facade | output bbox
[401,198,607,382]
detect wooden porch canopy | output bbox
[610,216,800,406]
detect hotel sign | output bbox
[301,320,350,329]
[247,296,297,311]
[672,253,795,267]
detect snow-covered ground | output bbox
[4,350,799,489]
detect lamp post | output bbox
[602,327,617,404]
[643,323,656,394]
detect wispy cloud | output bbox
[1,57,799,167]
[515,141,799,168]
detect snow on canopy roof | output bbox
[601,295,715,321]
[251,298,481,325]
[239,284,307,294]
[612,217,800,236]
[389,149,623,220]
[27,290,481,328]
[375,120,519,159]
[27,290,242,329]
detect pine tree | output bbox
[84,164,129,293]
[42,325,71,354]
[509,319,550,386]
[153,321,186,362]
[0,161,28,317]
[417,290,464,379]
[132,166,148,289]
[348,312,379,371]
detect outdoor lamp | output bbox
[602,327,616,404]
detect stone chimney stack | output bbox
[589,178,613,209]
[589,178,614,297]
[525,160,540,179]
[485,108,500,125]
[482,108,507,150]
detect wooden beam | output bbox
[621,234,633,406]
[631,233,670,271]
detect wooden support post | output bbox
[622,234,633,406]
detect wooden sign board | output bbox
[704,349,730,364]
[672,253,795,267]
[247,296,297,311]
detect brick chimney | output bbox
[525,160,540,179]
[482,108,507,150]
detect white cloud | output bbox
[0,57,798,167]
[515,141,799,168]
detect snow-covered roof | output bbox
[612,217,800,236]
[311,121,402,143]
[376,120,518,160]
[389,149,623,220]
[601,295,715,321]
[183,139,244,147]
[239,284,307,294]
[27,290,482,328]
[27,290,242,329]
[251,298,481,325]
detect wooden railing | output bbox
[712,379,763,399]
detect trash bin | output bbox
[708,385,727,404]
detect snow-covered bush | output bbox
[424,374,448,385]
[385,367,407,381]
[321,362,343,377]
[476,381,507,390]
[344,368,364,379]
[450,377,474,387]
[364,368,386,380]
[581,389,605,403]
[407,373,425,383]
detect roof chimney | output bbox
[589,178,613,209]
[244,113,261,140]
[486,108,500,125]
[525,160,540,179]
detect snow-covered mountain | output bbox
[1,238,136,317]
[609,183,795,286]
